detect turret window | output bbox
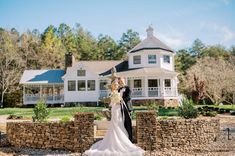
[133,55,141,64]
[148,55,156,64]
[163,55,170,63]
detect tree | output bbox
[57,23,76,54]
[175,49,196,93]
[185,57,235,104]
[40,25,65,68]
[175,49,196,74]
[0,29,23,107]
[97,35,117,60]
[19,30,41,69]
[117,29,141,59]
[201,45,230,58]
[74,24,99,60]
[190,39,205,57]
[191,74,205,104]
[229,46,235,56]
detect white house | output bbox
[19,26,179,107]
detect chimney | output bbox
[65,52,75,71]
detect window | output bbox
[148,55,156,64]
[77,70,86,76]
[163,55,170,63]
[148,79,159,87]
[134,79,142,88]
[133,55,141,64]
[68,80,76,91]
[164,79,171,87]
[100,81,107,90]
[87,80,96,91]
[77,80,86,91]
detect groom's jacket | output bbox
[118,86,133,112]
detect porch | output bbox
[23,84,64,104]
[99,76,178,99]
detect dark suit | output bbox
[118,86,133,142]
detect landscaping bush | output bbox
[94,114,103,120]
[7,114,23,119]
[159,116,168,120]
[230,111,235,115]
[145,100,159,111]
[178,97,198,119]
[32,100,50,122]
[201,111,217,117]
[3,90,23,107]
[218,109,225,114]
[60,116,71,123]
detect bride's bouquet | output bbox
[110,91,122,104]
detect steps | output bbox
[95,129,107,138]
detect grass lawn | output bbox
[196,104,235,110]
[0,106,179,119]
[0,107,105,119]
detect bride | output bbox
[84,79,145,156]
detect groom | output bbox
[118,77,133,142]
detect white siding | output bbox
[128,50,174,71]
[63,63,99,102]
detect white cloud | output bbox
[156,26,190,49]
[200,21,235,43]
[219,26,235,42]
[157,33,186,49]
[220,0,230,5]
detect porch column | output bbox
[53,84,55,104]
[23,85,25,104]
[40,85,42,98]
[144,76,148,97]
[160,78,164,97]
[124,77,128,85]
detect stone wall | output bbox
[136,112,220,151]
[7,113,94,152]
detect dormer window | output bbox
[163,55,170,64]
[77,69,86,76]
[148,55,156,64]
[133,55,141,64]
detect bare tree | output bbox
[185,57,235,104]
[0,30,23,107]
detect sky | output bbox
[0,0,235,50]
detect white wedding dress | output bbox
[84,91,145,156]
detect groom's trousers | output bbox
[121,101,133,142]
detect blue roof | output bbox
[20,70,65,84]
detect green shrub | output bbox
[60,116,71,123]
[94,114,103,120]
[145,100,159,112]
[178,97,198,119]
[159,116,168,120]
[230,111,235,115]
[202,111,217,117]
[32,100,50,122]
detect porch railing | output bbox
[99,90,109,98]
[132,88,143,97]
[164,87,178,97]
[24,94,64,104]
[148,87,161,97]
[98,87,178,99]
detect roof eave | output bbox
[129,47,174,53]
